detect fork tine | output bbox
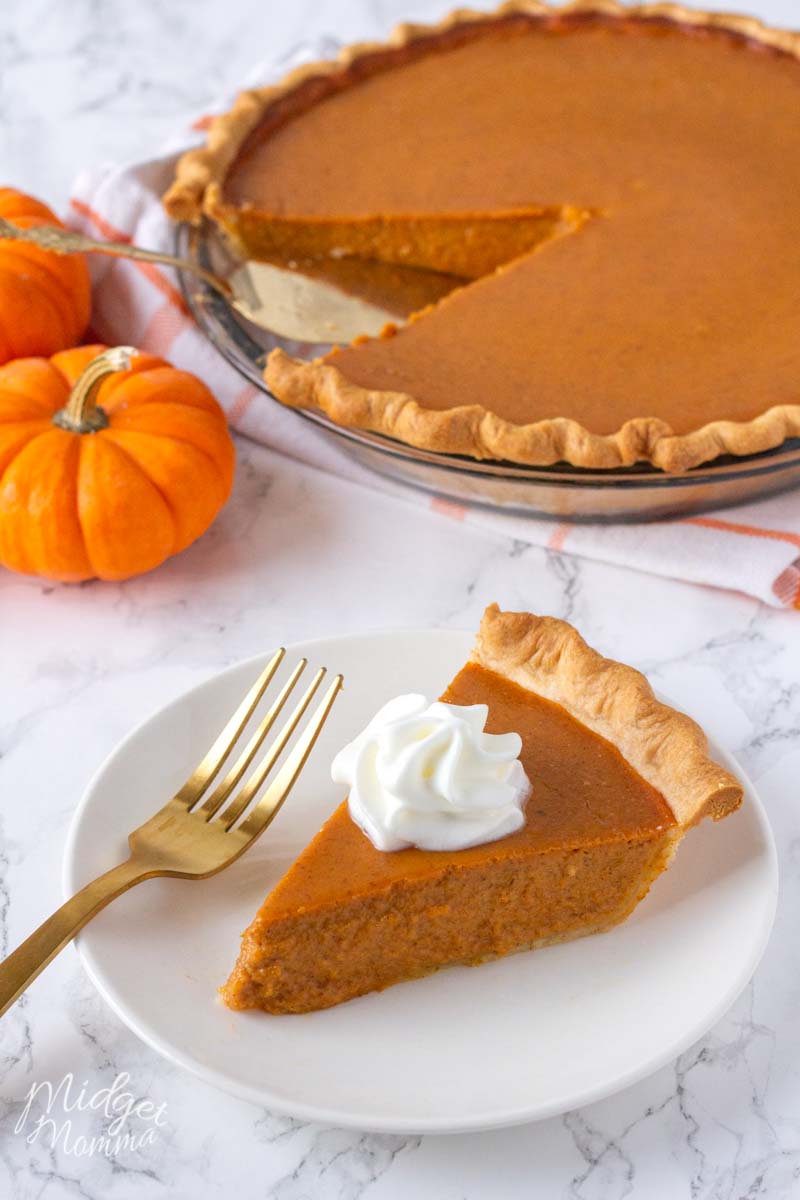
[234,674,343,841]
[196,659,308,818]
[216,666,328,830]
[174,648,285,808]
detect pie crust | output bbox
[266,347,800,472]
[475,604,742,828]
[165,2,800,472]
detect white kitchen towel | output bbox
[68,47,800,611]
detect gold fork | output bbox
[0,650,343,1017]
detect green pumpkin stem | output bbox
[53,346,137,434]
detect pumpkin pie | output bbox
[166,2,800,472]
[221,605,742,1014]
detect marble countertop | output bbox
[1,0,800,1196]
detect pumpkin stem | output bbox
[53,346,138,434]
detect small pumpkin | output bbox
[0,188,92,364]
[0,344,235,581]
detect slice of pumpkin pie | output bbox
[222,605,742,1014]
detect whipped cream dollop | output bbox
[331,694,531,852]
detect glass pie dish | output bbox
[175,220,800,523]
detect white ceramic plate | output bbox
[64,630,778,1135]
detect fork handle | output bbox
[0,859,150,1017]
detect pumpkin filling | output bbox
[218,208,587,281]
[214,13,800,457]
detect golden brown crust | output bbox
[164,89,268,223]
[166,1,800,471]
[266,348,800,470]
[473,604,743,827]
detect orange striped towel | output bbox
[68,52,800,610]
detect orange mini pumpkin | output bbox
[0,188,92,364]
[0,344,235,581]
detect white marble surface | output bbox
[1,0,800,1196]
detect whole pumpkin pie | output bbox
[166,2,800,472]
[222,605,742,1014]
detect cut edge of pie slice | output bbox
[221,604,742,1015]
